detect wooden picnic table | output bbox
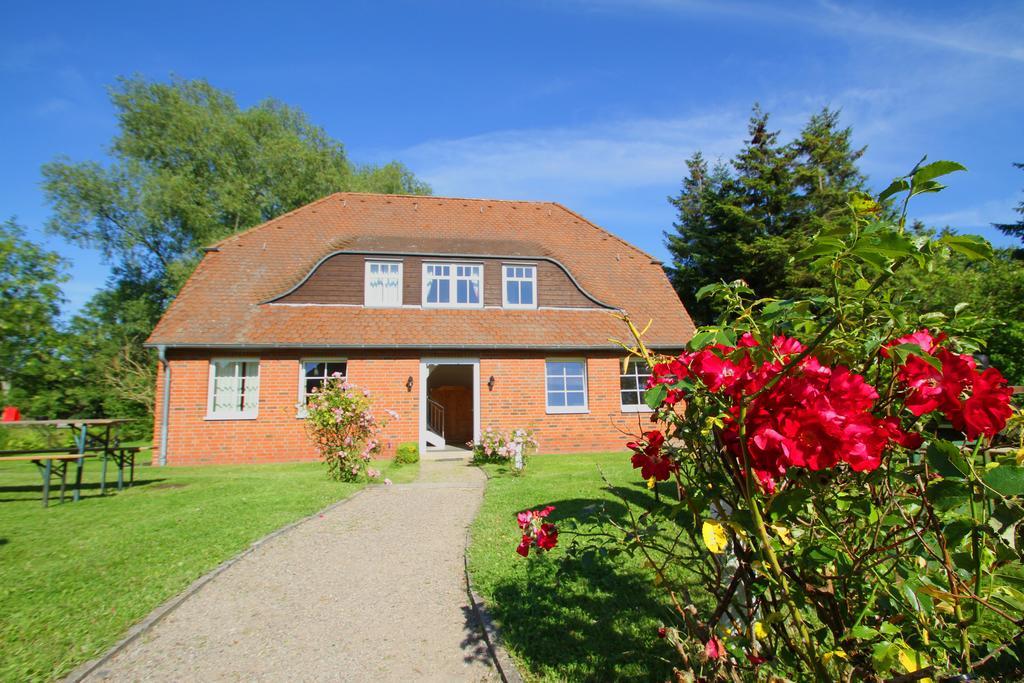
[0,418,138,507]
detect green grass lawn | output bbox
[468,452,690,682]
[0,455,418,682]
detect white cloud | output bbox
[574,0,1024,62]
[399,109,749,201]
[918,196,1021,233]
[810,1,1024,63]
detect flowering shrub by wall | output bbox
[304,374,394,481]
[470,428,538,472]
[512,161,1024,681]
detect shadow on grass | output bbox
[0,478,166,503]
[487,547,677,682]
[484,492,683,681]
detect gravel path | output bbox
[87,456,498,682]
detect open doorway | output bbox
[420,359,479,452]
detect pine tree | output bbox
[664,153,736,322]
[786,107,869,292]
[665,106,796,322]
[994,162,1024,254]
[664,105,870,322]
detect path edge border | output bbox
[464,465,525,683]
[62,487,370,683]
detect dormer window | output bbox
[364,260,403,307]
[503,264,536,308]
[423,262,482,308]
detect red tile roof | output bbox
[147,193,696,349]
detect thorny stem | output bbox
[737,403,826,677]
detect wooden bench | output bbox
[0,452,96,507]
[99,445,151,494]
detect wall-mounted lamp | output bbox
[487,375,496,391]
[406,376,414,392]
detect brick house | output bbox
[145,193,696,465]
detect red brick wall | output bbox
[153,349,653,465]
[153,350,420,465]
[480,354,651,453]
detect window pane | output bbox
[325,362,347,377]
[565,375,584,391]
[438,279,450,302]
[620,375,638,391]
[547,377,563,392]
[457,279,468,303]
[241,362,258,379]
[469,278,480,303]
[566,391,586,406]
[622,390,639,405]
[426,278,439,303]
[564,362,585,376]
[506,282,519,304]
[305,362,325,378]
[520,281,533,304]
[548,392,566,407]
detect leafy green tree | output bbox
[43,76,431,296]
[37,76,431,430]
[0,219,67,411]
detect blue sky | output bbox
[2,0,1022,313]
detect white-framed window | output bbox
[297,359,348,416]
[620,359,653,412]
[545,359,589,414]
[364,260,403,307]
[502,264,537,308]
[423,262,483,308]
[206,358,260,419]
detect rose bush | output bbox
[512,160,1024,681]
[304,374,394,481]
[470,427,539,472]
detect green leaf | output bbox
[912,160,967,185]
[694,283,720,301]
[868,231,916,258]
[940,234,994,262]
[988,501,1024,550]
[983,464,1024,497]
[873,641,900,674]
[927,440,970,479]
[990,585,1024,613]
[995,572,1024,591]
[797,237,846,260]
[715,327,737,347]
[926,479,970,512]
[770,487,812,520]
[879,621,901,636]
[910,179,946,196]
[644,383,667,410]
[850,245,890,271]
[943,518,975,550]
[887,343,942,371]
[687,329,718,350]
[878,178,910,202]
[849,625,879,640]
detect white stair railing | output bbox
[427,398,445,439]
